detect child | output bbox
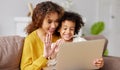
[20,1,64,70]
[47,11,104,69]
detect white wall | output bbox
[0,0,29,35]
[96,0,120,57]
[0,0,44,36]
[0,0,98,36]
[108,0,120,56]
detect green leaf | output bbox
[104,49,109,56]
[90,21,105,35]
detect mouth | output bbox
[62,34,73,41]
[63,34,72,38]
[48,29,55,33]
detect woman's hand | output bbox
[43,33,55,58]
[93,57,104,68]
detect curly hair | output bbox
[55,11,85,36]
[25,1,64,34]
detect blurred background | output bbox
[0,0,120,57]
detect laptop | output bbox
[55,39,106,70]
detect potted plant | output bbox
[90,21,108,56]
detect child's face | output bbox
[59,20,75,42]
[42,12,59,34]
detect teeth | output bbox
[64,35,71,38]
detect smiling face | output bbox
[42,12,59,34]
[59,20,75,42]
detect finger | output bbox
[97,58,104,63]
[95,61,102,64]
[56,39,64,46]
[43,37,46,43]
[48,33,50,42]
[99,58,103,62]
[48,33,52,44]
[46,34,49,43]
[45,34,52,49]
[93,59,99,65]
[49,33,52,42]
[96,62,104,67]
[95,64,102,68]
[49,46,56,56]
[54,39,64,53]
[53,39,61,49]
[43,35,48,48]
[93,59,104,68]
[95,58,103,62]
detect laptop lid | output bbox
[56,39,105,70]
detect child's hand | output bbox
[52,39,64,53]
[47,39,64,59]
[93,57,104,68]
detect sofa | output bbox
[0,35,120,70]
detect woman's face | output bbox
[42,12,59,34]
[59,20,75,42]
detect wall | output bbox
[0,0,28,35]
[0,0,98,36]
[108,0,120,56]
[0,0,41,36]
[97,0,120,57]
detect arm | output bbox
[20,37,47,70]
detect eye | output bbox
[70,28,75,31]
[55,19,59,23]
[48,20,52,24]
[63,28,67,30]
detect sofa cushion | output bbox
[0,36,24,70]
[100,56,120,70]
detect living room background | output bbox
[0,0,120,57]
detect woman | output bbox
[20,1,64,70]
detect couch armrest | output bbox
[100,56,120,70]
[0,35,24,70]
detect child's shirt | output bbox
[73,36,86,42]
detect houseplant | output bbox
[90,21,108,56]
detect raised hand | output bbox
[49,39,64,59]
[53,39,64,53]
[43,33,54,58]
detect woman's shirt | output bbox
[20,30,58,70]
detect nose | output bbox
[66,29,70,33]
[51,22,57,28]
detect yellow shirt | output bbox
[20,30,59,70]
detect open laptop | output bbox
[55,39,106,70]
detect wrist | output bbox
[43,54,48,58]
[43,55,52,60]
[43,54,48,59]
